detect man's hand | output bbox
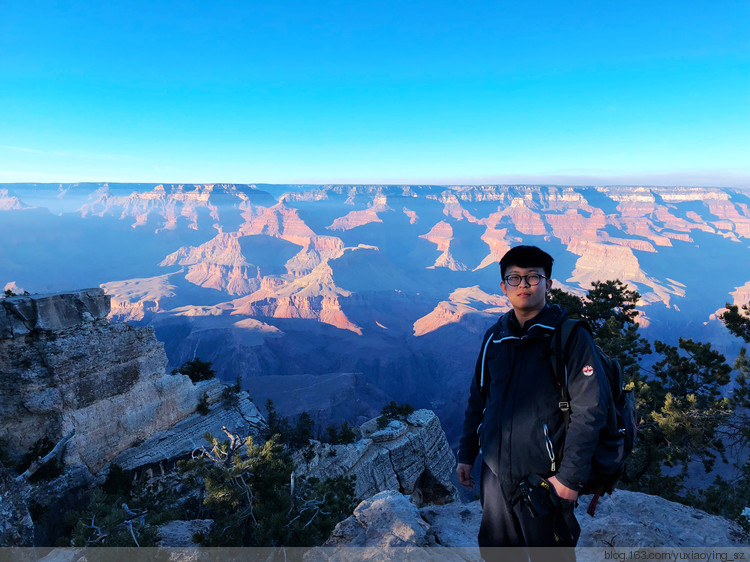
[456,463,475,489]
[547,475,578,502]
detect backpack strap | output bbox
[551,318,590,428]
[479,313,513,397]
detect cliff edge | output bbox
[0,288,261,476]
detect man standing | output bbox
[456,245,608,549]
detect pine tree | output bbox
[550,281,734,501]
[182,433,355,546]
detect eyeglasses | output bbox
[503,274,547,287]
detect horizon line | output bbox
[2,180,749,191]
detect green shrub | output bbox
[176,358,216,384]
[197,392,210,415]
[184,433,356,546]
[323,422,357,444]
[264,400,315,449]
[376,401,414,429]
[103,463,133,498]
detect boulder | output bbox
[325,490,431,548]
[323,489,750,552]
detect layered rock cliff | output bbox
[294,410,459,505]
[0,289,258,475]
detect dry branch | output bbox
[16,429,75,482]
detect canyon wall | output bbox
[0,289,225,475]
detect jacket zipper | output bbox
[544,423,556,472]
[479,333,496,390]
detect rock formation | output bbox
[102,271,180,322]
[0,188,27,210]
[420,221,469,271]
[0,288,266,546]
[294,410,458,506]
[328,194,389,231]
[0,289,264,477]
[161,232,262,295]
[110,394,264,471]
[233,261,363,334]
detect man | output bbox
[456,245,608,549]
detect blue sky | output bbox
[1,1,748,186]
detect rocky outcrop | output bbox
[438,192,479,222]
[0,188,27,210]
[403,207,418,224]
[240,201,317,244]
[0,289,232,475]
[324,489,750,552]
[160,232,262,296]
[475,224,511,270]
[324,490,434,549]
[0,288,110,337]
[79,184,222,231]
[111,395,264,470]
[294,410,458,506]
[576,489,750,547]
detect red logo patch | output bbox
[582,365,594,377]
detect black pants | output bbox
[478,462,579,561]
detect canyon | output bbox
[1,183,749,445]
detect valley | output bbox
[2,182,749,444]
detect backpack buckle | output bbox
[558,401,570,412]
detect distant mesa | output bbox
[420,221,469,271]
[328,194,390,231]
[413,286,510,337]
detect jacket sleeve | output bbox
[555,325,609,491]
[456,327,492,466]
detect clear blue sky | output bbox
[1,1,748,186]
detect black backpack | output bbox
[550,318,637,516]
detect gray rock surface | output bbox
[0,288,110,337]
[294,410,458,505]
[326,490,432,547]
[157,519,213,547]
[324,489,749,551]
[577,489,750,547]
[111,394,264,470]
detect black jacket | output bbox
[457,305,608,496]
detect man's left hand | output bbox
[547,476,578,502]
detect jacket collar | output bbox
[498,304,567,338]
